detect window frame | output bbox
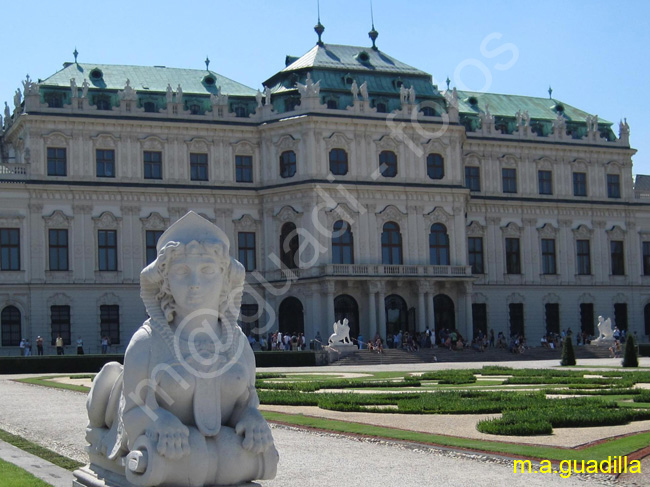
[47,147,67,176]
[143,150,162,180]
[468,236,484,274]
[0,228,20,271]
[329,148,349,176]
[145,230,163,266]
[541,238,557,275]
[610,240,625,275]
[279,150,297,179]
[235,155,253,183]
[332,220,354,265]
[48,229,69,271]
[465,166,480,192]
[96,149,115,178]
[577,239,591,275]
[1,306,21,347]
[238,231,257,271]
[505,237,521,274]
[643,241,650,276]
[100,304,120,345]
[50,305,71,346]
[98,229,118,271]
[573,171,587,197]
[426,153,444,180]
[379,150,397,178]
[381,222,403,265]
[538,170,553,195]
[502,167,517,194]
[607,174,621,198]
[190,152,209,181]
[429,223,450,266]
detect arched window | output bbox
[280,222,299,269]
[329,149,348,175]
[332,220,354,264]
[279,150,296,178]
[376,102,387,113]
[326,99,338,109]
[143,101,157,113]
[379,151,397,178]
[385,294,408,335]
[421,106,436,117]
[94,95,111,111]
[1,305,21,347]
[429,223,450,265]
[381,222,403,265]
[427,153,444,179]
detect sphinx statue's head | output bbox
[141,211,245,324]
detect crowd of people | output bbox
[16,335,113,356]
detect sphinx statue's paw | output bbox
[145,416,190,460]
[235,416,273,454]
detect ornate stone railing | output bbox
[0,163,29,180]
[259,264,472,281]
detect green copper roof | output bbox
[41,62,257,97]
[455,90,611,124]
[281,44,430,76]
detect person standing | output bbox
[101,336,109,354]
[55,334,64,355]
[19,338,26,356]
[76,336,84,355]
[36,336,44,356]
[24,339,32,356]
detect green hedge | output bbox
[0,351,319,374]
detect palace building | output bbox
[0,25,648,354]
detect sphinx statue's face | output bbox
[167,252,224,315]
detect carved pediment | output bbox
[0,214,25,226]
[43,210,72,228]
[463,152,481,165]
[140,212,169,230]
[140,136,165,151]
[93,211,121,229]
[501,222,521,237]
[47,292,72,307]
[506,293,525,304]
[375,135,399,152]
[422,138,449,153]
[424,207,452,225]
[607,225,625,240]
[188,137,210,153]
[542,293,560,304]
[578,293,595,304]
[274,205,302,223]
[573,224,593,239]
[324,132,353,150]
[231,139,257,155]
[535,156,555,170]
[326,203,359,225]
[43,131,71,148]
[97,292,121,307]
[274,135,299,152]
[91,133,119,149]
[537,223,558,238]
[498,154,519,167]
[376,205,407,225]
[472,292,488,304]
[466,221,485,237]
[233,214,260,231]
[612,293,627,304]
[570,158,589,171]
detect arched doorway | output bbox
[280,222,299,269]
[1,305,21,347]
[434,294,456,339]
[385,294,407,336]
[334,294,359,339]
[278,297,304,335]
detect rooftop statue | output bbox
[79,211,278,486]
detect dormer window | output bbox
[356,51,370,63]
[202,74,216,86]
[90,68,103,81]
[375,102,387,113]
[326,98,338,109]
[189,104,201,115]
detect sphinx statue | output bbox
[328,318,351,345]
[76,211,278,487]
[592,315,613,345]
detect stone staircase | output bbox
[332,344,614,366]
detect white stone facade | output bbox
[0,56,648,356]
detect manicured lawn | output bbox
[0,458,52,487]
[0,428,83,471]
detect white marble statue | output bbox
[359,82,369,101]
[593,315,613,343]
[255,89,263,108]
[81,79,89,99]
[350,80,359,100]
[70,78,78,99]
[80,211,278,486]
[328,318,351,345]
[166,84,174,104]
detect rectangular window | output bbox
[573,172,587,196]
[464,166,480,192]
[509,303,524,337]
[472,303,487,339]
[502,168,517,193]
[505,238,520,274]
[236,155,253,183]
[0,228,20,271]
[98,230,117,271]
[100,305,120,345]
[50,305,71,346]
[538,170,553,195]
[48,229,69,271]
[47,147,67,176]
[607,174,621,198]
[643,242,650,276]
[577,240,591,275]
[545,303,560,334]
[144,151,162,180]
[238,232,256,272]
[190,153,208,181]
[468,237,484,274]
[145,230,164,265]
[541,239,556,275]
[580,303,594,335]
[611,240,625,275]
[96,149,115,178]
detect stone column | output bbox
[367,282,378,339]
[464,282,473,339]
[627,222,640,285]
[522,218,536,284]
[323,281,336,333]
[72,204,93,283]
[559,219,572,284]
[426,290,435,340]
[486,217,500,284]
[28,203,44,283]
[593,221,606,284]
[417,281,426,332]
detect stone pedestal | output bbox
[325,343,358,363]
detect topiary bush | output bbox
[560,336,576,366]
[622,335,638,368]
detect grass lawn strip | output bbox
[0,458,52,487]
[262,411,650,462]
[0,428,83,471]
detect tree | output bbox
[560,336,576,366]
[622,335,638,368]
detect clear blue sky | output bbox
[3,0,649,174]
